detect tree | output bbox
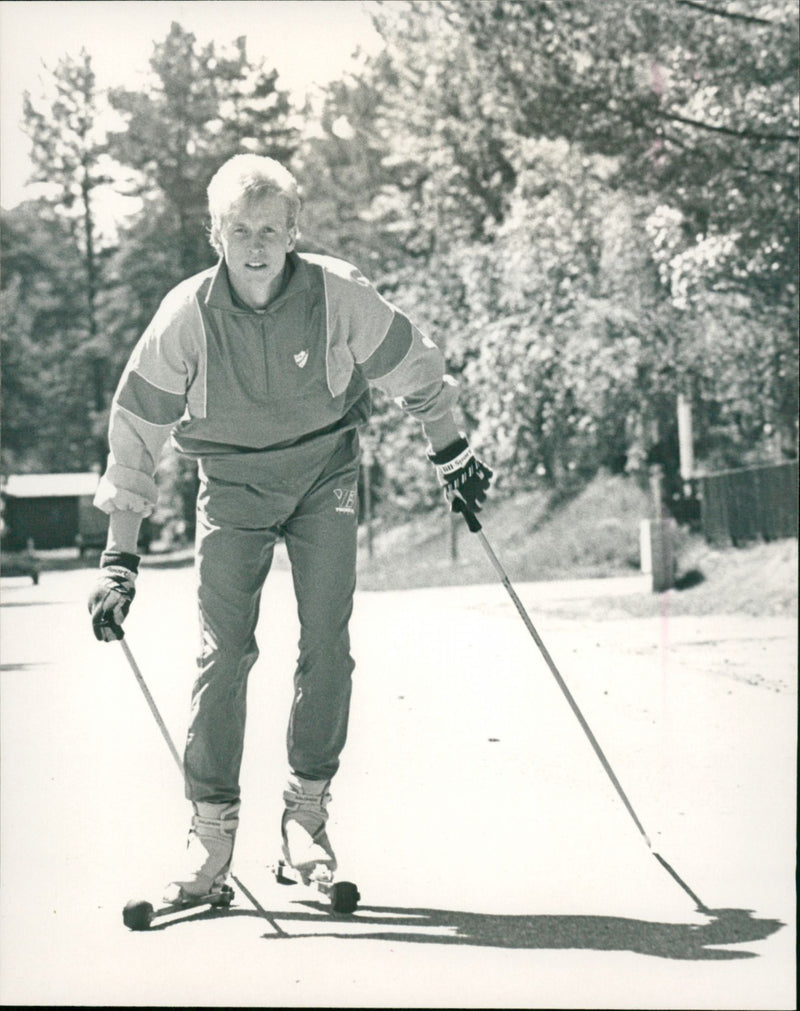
[108,23,299,281]
[21,49,115,465]
[1,203,103,472]
[435,0,799,461]
[103,21,303,398]
[101,23,302,537]
[295,60,400,268]
[356,0,798,493]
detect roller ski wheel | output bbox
[122,883,234,931]
[273,860,360,914]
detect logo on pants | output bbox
[334,487,356,515]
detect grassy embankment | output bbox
[354,471,798,619]
[5,471,795,619]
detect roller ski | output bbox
[123,883,234,931]
[273,859,360,914]
[271,774,360,914]
[123,800,239,931]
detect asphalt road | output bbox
[0,554,796,1008]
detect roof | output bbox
[2,472,100,499]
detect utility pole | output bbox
[677,391,694,497]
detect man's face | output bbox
[219,193,296,308]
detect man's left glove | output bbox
[88,550,140,642]
[428,436,493,518]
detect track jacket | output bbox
[95,251,461,516]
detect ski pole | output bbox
[118,634,184,778]
[456,502,709,913]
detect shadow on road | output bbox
[1,661,53,673]
[260,904,782,960]
[140,897,782,961]
[0,599,65,608]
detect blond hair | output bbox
[207,154,301,255]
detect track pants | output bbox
[184,429,360,804]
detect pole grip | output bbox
[454,499,482,533]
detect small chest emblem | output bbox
[293,350,309,368]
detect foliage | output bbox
[108,23,298,278]
[354,0,798,496]
[3,25,301,533]
[295,63,399,267]
[1,204,103,471]
[3,6,797,533]
[20,49,116,466]
[104,25,302,533]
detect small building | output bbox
[1,472,105,552]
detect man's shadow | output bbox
[155,884,783,961]
[257,904,782,961]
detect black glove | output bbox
[428,436,493,520]
[88,550,140,642]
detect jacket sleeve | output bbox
[94,288,199,516]
[323,260,462,451]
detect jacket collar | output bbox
[205,251,309,313]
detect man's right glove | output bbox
[88,550,140,642]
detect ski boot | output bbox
[273,774,360,914]
[123,801,239,930]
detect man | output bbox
[88,154,492,904]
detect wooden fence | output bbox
[699,460,798,546]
